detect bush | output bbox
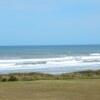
[1,76,8,82]
[8,75,18,81]
[2,78,7,82]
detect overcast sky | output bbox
[0,0,100,45]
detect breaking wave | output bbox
[0,54,100,72]
[90,53,100,56]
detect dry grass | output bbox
[0,70,100,82]
[0,79,100,100]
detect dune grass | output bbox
[0,79,100,100]
[0,70,100,82]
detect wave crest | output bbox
[90,53,100,56]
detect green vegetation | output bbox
[0,80,100,100]
[0,70,100,82]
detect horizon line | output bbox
[0,44,100,46]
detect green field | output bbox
[0,79,100,100]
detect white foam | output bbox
[90,53,100,56]
[46,60,82,65]
[0,55,100,63]
[0,55,100,71]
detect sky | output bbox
[0,0,100,45]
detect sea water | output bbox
[0,45,100,74]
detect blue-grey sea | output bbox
[0,45,100,74]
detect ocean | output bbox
[0,45,100,74]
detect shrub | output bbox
[8,75,18,81]
[2,78,7,82]
[1,76,8,82]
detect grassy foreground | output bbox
[0,79,100,100]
